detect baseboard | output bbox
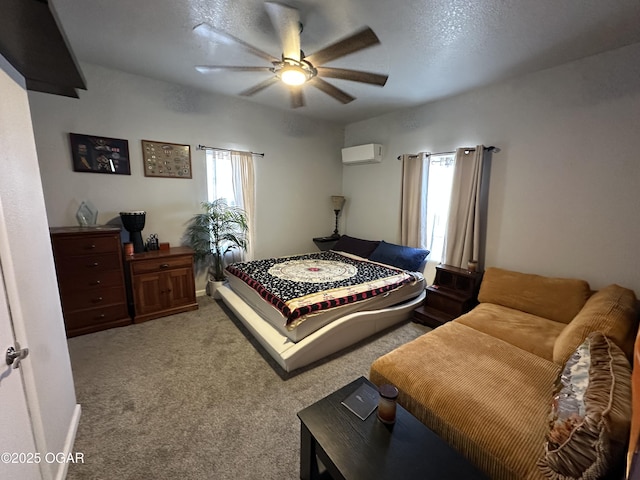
[54,403,82,480]
[196,288,207,297]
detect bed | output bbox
[217,236,429,372]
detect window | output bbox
[205,148,256,261]
[424,153,455,263]
[206,150,236,205]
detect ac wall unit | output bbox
[341,144,383,165]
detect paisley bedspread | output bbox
[225,251,417,329]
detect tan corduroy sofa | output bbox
[370,267,639,480]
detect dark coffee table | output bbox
[297,377,488,480]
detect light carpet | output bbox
[66,296,429,480]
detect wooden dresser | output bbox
[50,226,132,337]
[124,247,198,323]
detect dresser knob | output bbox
[159,263,170,269]
[90,280,101,286]
[88,262,99,268]
[93,296,103,303]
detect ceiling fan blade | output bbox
[265,2,301,61]
[193,22,279,63]
[290,88,305,108]
[196,65,273,73]
[308,78,355,104]
[316,67,388,86]
[239,77,279,97]
[305,27,381,66]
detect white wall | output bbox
[343,43,640,294]
[29,63,344,291]
[0,54,79,480]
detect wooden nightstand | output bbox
[414,264,483,328]
[313,235,340,251]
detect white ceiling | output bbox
[51,0,640,124]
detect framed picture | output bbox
[69,133,131,175]
[141,140,192,178]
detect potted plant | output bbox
[183,199,248,299]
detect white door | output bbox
[1,53,80,480]
[0,259,40,479]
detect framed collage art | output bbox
[70,133,131,175]
[141,140,192,178]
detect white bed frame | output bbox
[217,284,426,372]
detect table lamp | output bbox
[331,196,346,237]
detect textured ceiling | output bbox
[51,0,640,124]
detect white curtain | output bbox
[400,153,428,248]
[230,150,256,261]
[443,145,485,268]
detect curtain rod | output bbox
[396,145,497,161]
[197,144,265,157]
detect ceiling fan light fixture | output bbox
[280,65,307,86]
[276,58,316,86]
[193,5,387,108]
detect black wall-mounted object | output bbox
[0,0,86,97]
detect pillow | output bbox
[538,332,632,480]
[331,235,380,258]
[368,241,430,271]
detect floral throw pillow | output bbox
[538,332,632,479]
[546,341,590,447]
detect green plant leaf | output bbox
[182,198,249,281]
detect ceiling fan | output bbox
[193,1,388,108]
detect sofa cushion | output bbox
[538,332,632,480]
[370,322,560,480]
[478,267,591,324]
[552,284,638,365]
[455,303,566,360]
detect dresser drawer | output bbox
[52,233,120,256]
[61,286,127,312]
[131,255,193,275]
[64,304,129,331]
[58,269,124,295]
[55,252,122,275]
